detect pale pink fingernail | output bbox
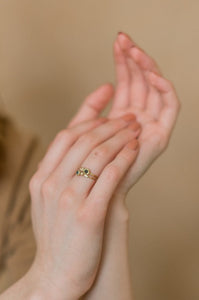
[127,139,139,150]
[121,113,136,123]
[117,31,135,47]
[128,122,141,131]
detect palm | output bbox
[69,33,180,195]
[111,102,166,154]
[106,33,180,194]
[109,101,166,194]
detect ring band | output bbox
[76,167,98,181]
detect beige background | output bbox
[0,1,198,299]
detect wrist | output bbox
[25,262,80,300]
[108,193,129,225]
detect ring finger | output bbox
[43,114,137,199]
[70,122,141,197]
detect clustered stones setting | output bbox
[76,167,90,178]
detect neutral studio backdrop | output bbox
[0,1,198,299]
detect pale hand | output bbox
[29,116,140,300]
[69,32,181,197]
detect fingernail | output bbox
[127,139,139,150]
[128,122,141,131]
[98,117,108,123]
[121,113,136,123]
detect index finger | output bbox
[68,83,114,128]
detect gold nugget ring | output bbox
[76,167,98,181]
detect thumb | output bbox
[68,83,114,128]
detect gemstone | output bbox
[85,169,89,174]
[76,170,79,175]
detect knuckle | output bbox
[78,132,97,145]
[104,164,121,182]
[29,174,41,194]
[56,129,74,144]
[91,144,109,159]
[41,177,57,199]
[59,187,76,210]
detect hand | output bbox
[28,115,140,300]
[69,32,181,197]
[108,32,181,196]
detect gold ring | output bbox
[76,167,98,181]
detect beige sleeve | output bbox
[0,201,36,293]
[0,126,45,294]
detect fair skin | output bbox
[1,115,140,300]
[0,32,180,300]
[70,32,180,196]
[69,32,180,299]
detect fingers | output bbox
[117,32,161,74]
[117,32,174,122]
[130,46,161,75]
[68,83,114,128]
[148,72,181,131]
[46,115,137,198]
[145,83,163,120]
[127,48,148,110]
[70,122,141,197]
[111,40,130,110]
[117,32,135,50]
[36,118,107,179]
[115,33,149,110]
[86,139,139,214]
[112,35,148,111]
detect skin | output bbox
[69,32,181,299]
[0,32,180,300]
[70,32,180,198]
[0,115,141,300]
